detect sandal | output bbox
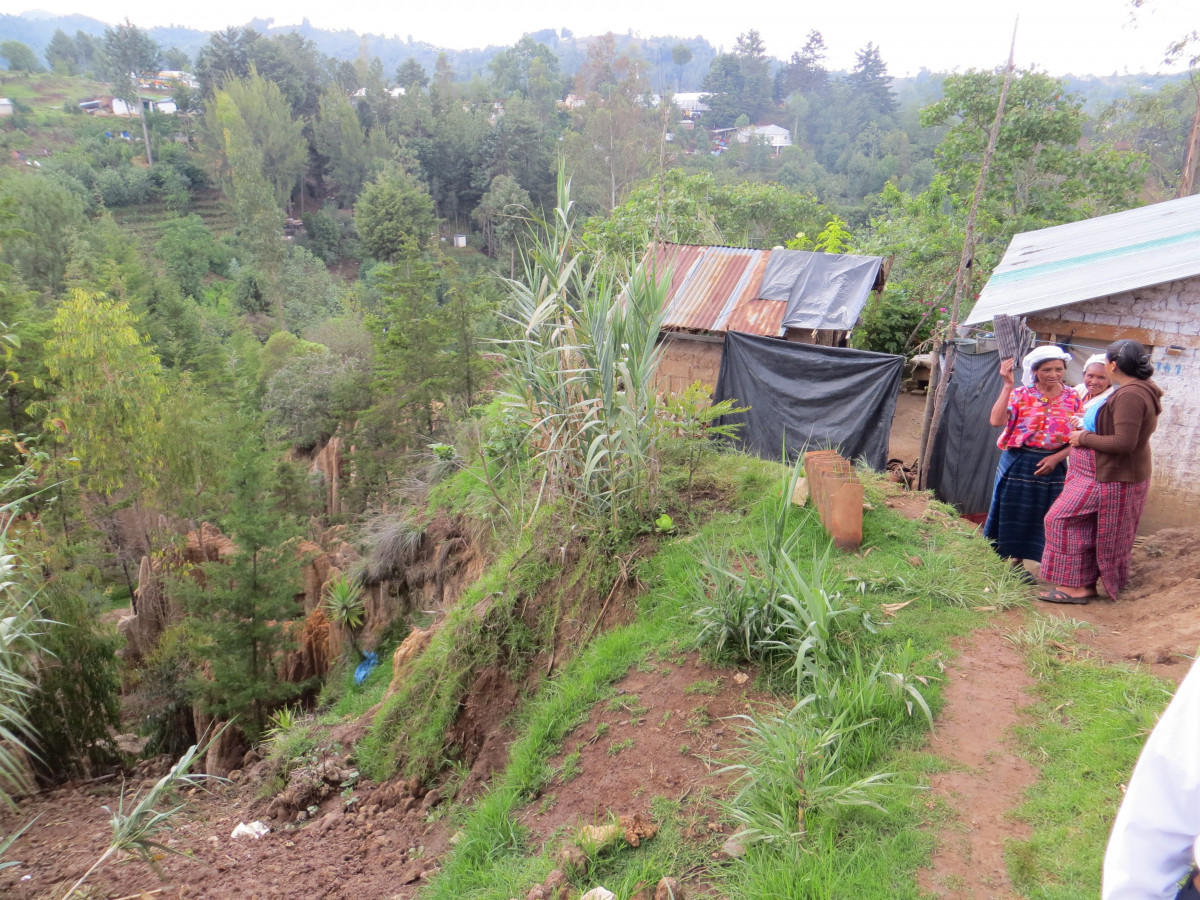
[1037,588,1096,605]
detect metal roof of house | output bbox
[964,193,1200,325]
[641,243,884,336]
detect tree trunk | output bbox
[139,105,153,166]
[1178,85,1200,199]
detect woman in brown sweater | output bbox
[1038,340,1163,603]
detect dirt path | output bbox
[921,524,1200,899]
[920,614,1039,899]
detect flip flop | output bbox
[1037,588,1096,605]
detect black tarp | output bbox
[757,249,884,331]
[713,331,903,470]
[924,349,1005,515]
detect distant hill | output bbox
[1,11,1186,101]
[0,12,718,90]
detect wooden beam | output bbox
[1026,316,1200,351]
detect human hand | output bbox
[1068,430,1085,447]
[1033,456,1059,476]
[999,357,1015,386]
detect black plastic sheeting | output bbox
[713,331,903,470]
[757,249,884,331]
[924,349,1005,516]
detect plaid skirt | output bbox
[1040,448,1150,598]
[983,447,1068,562]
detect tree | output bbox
[473,174,531,264]
[162,47,190,71]
[489,35,564,120]
[195,26,260,96]
[181,425,305,740]
[845,42,897,117]
[100,20,161,165]
[0,173,87,296]
[1,41,41,74]
[207,68,308,207]
[369,248,456,435]
[44,291,167,498]
[315,91,373,206]
[155,214,226,299]
[700,31,775,128]
[214,90,287,323]
[24,572,121,780]
[671,43,693,92]
[921,68,1146,230]
[44,29,79,74]
[396,57,429,91]
[354,168,437,262]
[777,30,829,101]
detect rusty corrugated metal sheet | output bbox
[644,243,784,337]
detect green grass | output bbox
[1006,618,1173,899]
[397,458,1021,900]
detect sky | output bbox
[3,0,1196,76]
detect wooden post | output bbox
[918,21,1019,491]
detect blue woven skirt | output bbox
[983,447,1067,563]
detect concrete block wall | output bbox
[657,334,724,396]
[1031,277,1200,530]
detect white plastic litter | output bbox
[231,821,270,840]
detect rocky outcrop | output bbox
[385,626,435,696]
[282,606,333,684]
[311,436,345,517]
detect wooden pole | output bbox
[1178,78,1200,198]
[918,22,1019,490]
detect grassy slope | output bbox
[350,447,1034,899]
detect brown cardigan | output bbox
[1077,379,1163,483]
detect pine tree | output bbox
[182,424,305,740]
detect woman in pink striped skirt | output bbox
[1038,340,1163,604]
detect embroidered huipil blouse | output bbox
[996,385,1083,451]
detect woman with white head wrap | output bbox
[982,345,1083,571]
[1075,352,1114,409]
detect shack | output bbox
[640,242,887,395]
[964,193,1200,529]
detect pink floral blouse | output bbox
[997,385,1083,451]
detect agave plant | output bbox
[322,574,366,657]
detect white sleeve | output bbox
[1103,661,1200,900]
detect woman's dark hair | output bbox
[1106,339,1154,380]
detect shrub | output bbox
[25,572,121,780]
[94,165,155,207]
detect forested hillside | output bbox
[0,13,1197,897]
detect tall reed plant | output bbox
[498,171,669,528]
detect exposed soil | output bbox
[522,653,772,846]
[1031,527,1200,682]
[0,772,452,900]
[889,390,928,466]
[920,614,1039,899]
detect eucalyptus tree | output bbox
[100,20,161,164]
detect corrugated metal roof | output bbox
[643,243,785,336]
[965,194,1200,325]
[641,243,884,336]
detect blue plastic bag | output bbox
[354,651,378,686]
